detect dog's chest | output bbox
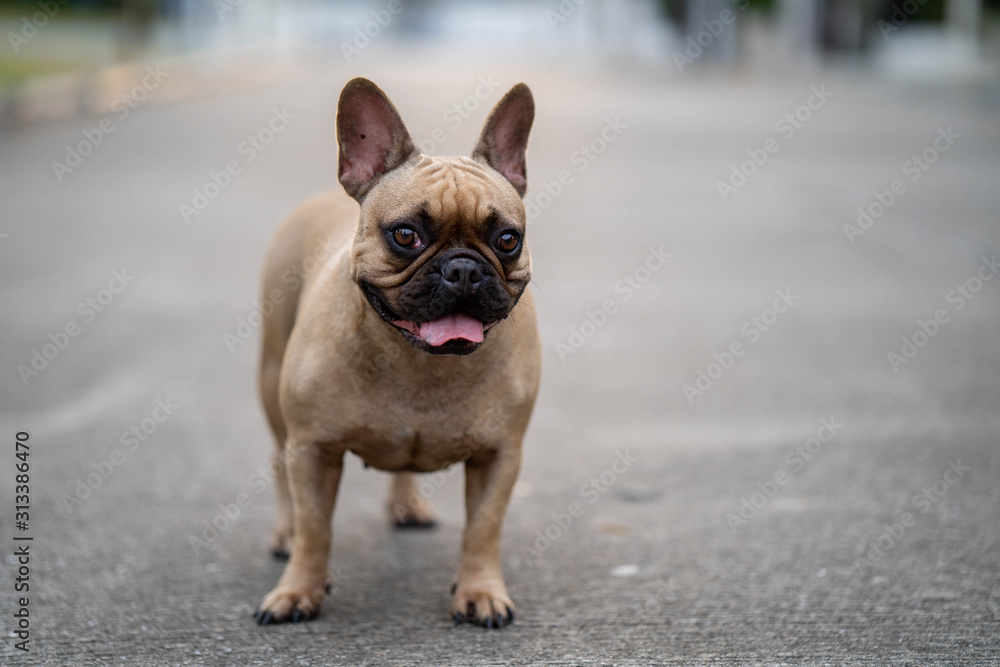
[294,331,520,471]
[327,352,509,472]
[343,419,476,472]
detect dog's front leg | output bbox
[256,440,343,625]
[452,444,521,628]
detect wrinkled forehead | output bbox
[362,155,525,231]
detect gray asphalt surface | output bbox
[1,51,999,666]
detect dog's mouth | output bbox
[361,283,498,355]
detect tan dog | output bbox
[254,78,540,628]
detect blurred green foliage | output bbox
[0,0,120,12]
[655,0,1000,23]
[898,0,946,22]
[658,0,774,22]
[0,57,75,87]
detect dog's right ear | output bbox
[472,83,534,198]
[337,78,417,200]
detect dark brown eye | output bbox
[496,232,519,253]
[393,227,421,249]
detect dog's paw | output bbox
[254,582,326,625]
[389,502,438,529]
[269,526,293,560]
[450,579,515,629]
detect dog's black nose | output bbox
[441,257,483,296]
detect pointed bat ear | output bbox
[336,77,417,200]
[471,83,534,197]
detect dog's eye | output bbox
[496,232,520,253]
[393,227,422,249]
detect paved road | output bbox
[1,51,999,665]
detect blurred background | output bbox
[1,0,999,121]
[1,1,999,665]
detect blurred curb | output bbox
[0,49,312,130]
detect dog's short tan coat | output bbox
[254,78,540,628]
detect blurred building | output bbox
[0,0,996,85]
[155,0,995,79]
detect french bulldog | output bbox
[253,77,540,629]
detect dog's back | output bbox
[257,189,356,447]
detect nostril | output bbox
[442,258,480,286]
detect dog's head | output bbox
[337,78,534,355]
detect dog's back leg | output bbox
[387,472,438,529]
[259,348,293,558]
[257,192,356,557]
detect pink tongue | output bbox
[417,314,485,346]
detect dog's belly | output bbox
[340,423,476,473]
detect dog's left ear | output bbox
[337,77,417,200]
[472,83,534,198]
